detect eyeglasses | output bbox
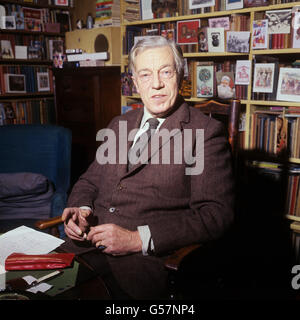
[137,67,177,84]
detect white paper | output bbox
[23,275,52,293]
[0,226,64,268]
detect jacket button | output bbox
[109,207,116,213]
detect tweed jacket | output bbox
[66,98,235,299]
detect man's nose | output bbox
[151,72,164,89]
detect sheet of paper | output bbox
[23,275,52,294]
[0,225,64,269]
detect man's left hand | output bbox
[87,224,142,255]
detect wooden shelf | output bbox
[0,59,52,65]
[0,28,65,37]
[0,92,53,98]
[123,2,300,25]
[0,0,70,10]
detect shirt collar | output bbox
[141,107,165,130]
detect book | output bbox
[66,52,109,62]
[0,40,14,59]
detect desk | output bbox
[4,256,111,300]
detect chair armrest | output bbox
[164,244,201,272]
[35,215,63,237]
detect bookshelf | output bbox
[0,0,72,125]
[120,1,300,224]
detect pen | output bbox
[29,270,63,288]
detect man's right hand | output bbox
[62,207,92,241]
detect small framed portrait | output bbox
[208,17,230,30]
[235,60,251,85]
[226,31,250,53]
[0,40,14,59]
[37,72,50,92]
[4,74,26,93]
[189,0,215,9]
[265,9,292,34]
[55,0,69,5]
[216,72,235,99]
[196,65,214,98]
[225,0,243,10]
[177,19,201,45]
[3,16,16,29]
[253,63,275,93]
[276,67,300,102]
[252,19,268,49]
[207,27,225,52]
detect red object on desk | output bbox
[5,252,75,271]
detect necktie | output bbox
[128,118,159,171]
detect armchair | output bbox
[0,124,71,236]
[35,100,241,299]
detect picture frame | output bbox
[235,60,251,85]
[4,74,26,93]
[216,72,235,99]
[177,20,200,45]
[207,27,225,52]
[265,9,292,34]
[291,11,300,48]
[3,16,16,29]
[198,27,208,52]
[253,63,275,93]
[55,0,69,6]
[226,31,250,53]
[208,17,230,30]
[276,67,300,102]
[225,0,243,11]
[37,72,50,92]
[189,0,216,9]
[196,65,214,98]
[0,40,14,59]
[252,20,268,49]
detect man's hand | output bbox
[62,207,92,241]
[87,224,142,255]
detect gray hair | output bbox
[128,36,184,85]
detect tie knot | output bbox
[147,118,159,130]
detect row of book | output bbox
[0,35,65,61]
[286,168,300,217]
[95,0,121,27]
[0,98,56,125]
[2,3,71,33]
[17,1,70,6]
[249,108,300,158]
[123,14,250,54]
[123,0,299,22]
[0,64,53,94]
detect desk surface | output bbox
[4,257,111,300]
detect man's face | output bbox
[132,46,179,118]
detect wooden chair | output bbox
[35,99,241,299]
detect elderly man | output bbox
[62,36,234,299]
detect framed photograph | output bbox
[235,60,251,85]
[225,0,243,10]
[265,9,292,34]
[216,72,235,99]
[0,40,14,59]
[291,11,300,48]
[252,20,268,49]
[226,31,250,53]
[37,72,50,92]
[189,0,215,9]
[253,63,275,93]
[55,0,69,5]
[12,11,24,29]
[276,68,300,102]
[198,27,208,52]
[208,17,230,30]
[207,27,225,52]
[177,20,200,45]
[4,74,26,93]
[196,65,214,98]
[3,16,16,29]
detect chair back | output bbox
[0,124,72,193]
[194,99,241,158]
